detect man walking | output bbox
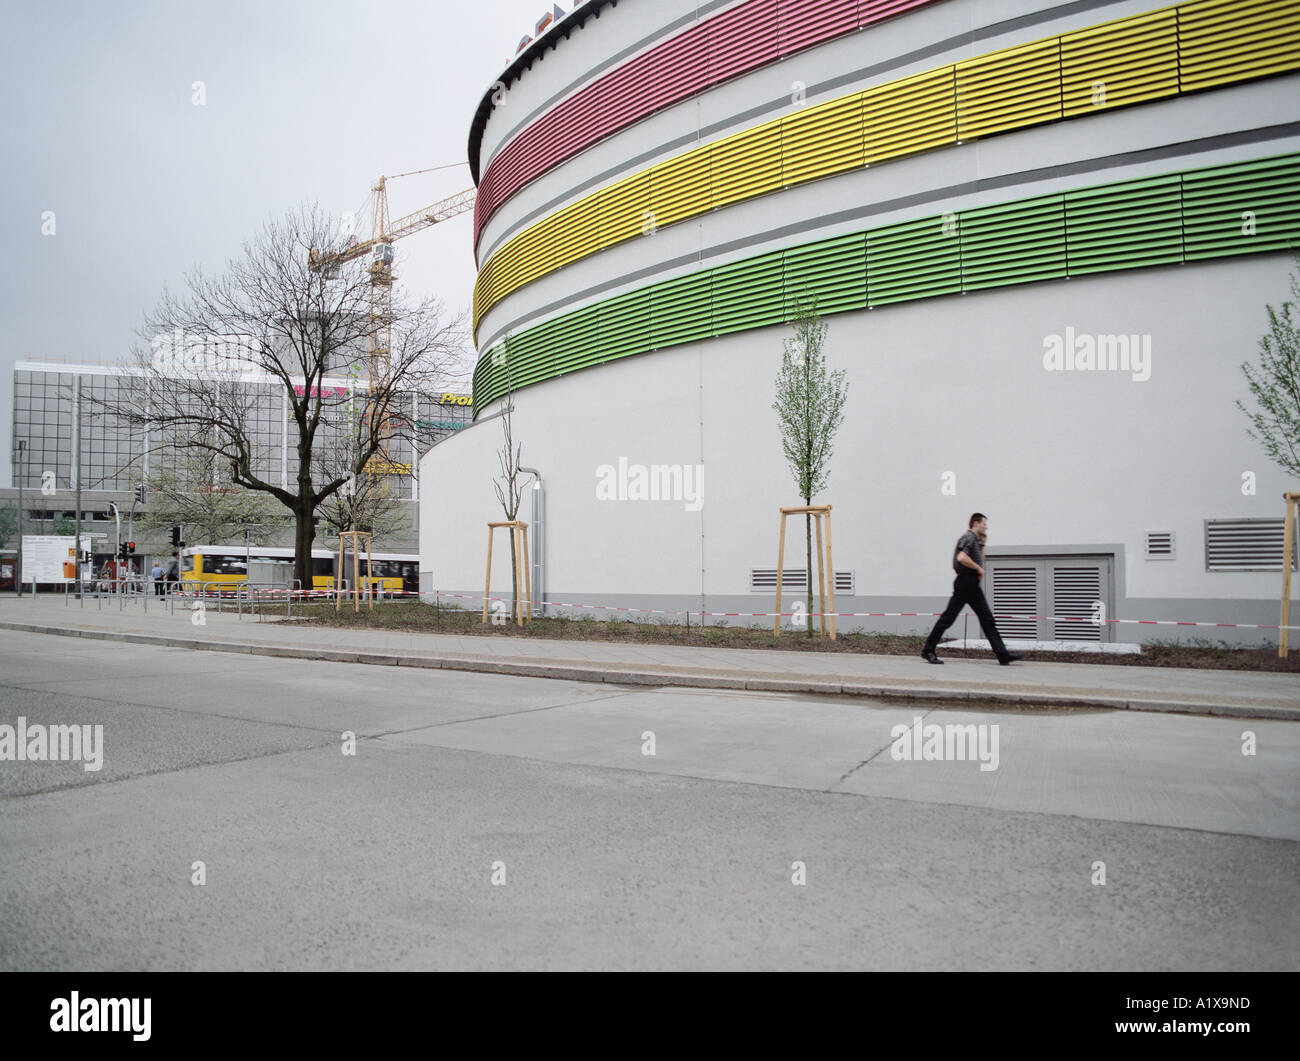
[921,512,1021,665]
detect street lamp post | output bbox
[107,502,120,590]
[15,440,25,598]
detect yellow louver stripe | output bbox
[473,0,1300,337]
[652,147,713,229]
[711,119,784,208]
[1178,0,1300,92]
[782,92,866,186]
[600,169,654,246]
[863,66,956,162]
[956,36,1062,139]
[1061,8,1180,117]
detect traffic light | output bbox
[118,543,127,560]
[127,541,136,555]
[171,525,182,547]
[135,484,146,504]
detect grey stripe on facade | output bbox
[474,0,1133,251]
[477,121,1300,355]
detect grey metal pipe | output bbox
[519,465,544,617]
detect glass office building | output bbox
[11,359,472,500]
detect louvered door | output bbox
[985,555,1114,642]
[1052,564,1105,641]
[987,564,1040,639]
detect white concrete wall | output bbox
[424,252,1299,617]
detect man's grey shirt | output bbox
[953,529,983,573]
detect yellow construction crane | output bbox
[308,167,475,468]
[309,167,474,394]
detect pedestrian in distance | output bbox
[921,512,1022,666]
[151,560,164,596]
[165,551,180,590]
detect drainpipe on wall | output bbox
[519,465,544,617]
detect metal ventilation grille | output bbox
[1053,566,1103,641]
[750,569,854,594]
[1145,530,1175,560]
[989,566,1038,639]
[1206,518,1297,570]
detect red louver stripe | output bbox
[779,0,858,57]
[473,0,944,248]
[707,0,780,86]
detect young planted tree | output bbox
[1238,250,1300,477]
[772,299,849,636]
[99,204,465,589]
[314,432,410,542]
[492,334,526,617]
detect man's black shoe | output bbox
[998,653,1023,665]
[921,650,943,664]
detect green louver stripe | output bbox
[547,303,603,379]
[961,194,1068,291]
[1064,173,1184,274]
[712,251,786,336]
[650,272,714,349]
[782,233,868,316]
[473,151,1300,415]
[596,288,652,363]
[866,215,962,306]
[1182,154,1300,260]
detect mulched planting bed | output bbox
[298,602,1300,673]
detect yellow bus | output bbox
[180,546,418,593]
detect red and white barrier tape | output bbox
[428,591,1300,631]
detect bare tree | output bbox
[99,204,466,588]
[772,297,849,636]
[139,432,291,545]
[492,334,526,616]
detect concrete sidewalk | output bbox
[1,595,1296,719]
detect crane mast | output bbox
[308,171,475,466]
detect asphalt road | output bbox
[1,629,1296,970]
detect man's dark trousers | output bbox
[923,571,1010,658]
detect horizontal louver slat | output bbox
[956,37,1062,140]
[1053,567,1102,640]
[475,1,1300,334]
[1065,174,1184,275]
[1178,0,1300,93]
[1182,154,1300,260]
[750,568,854,592]
[866,214,961,305]
[471,151,1299,412]
[777,0,858,56]
[1060,8,1179,117]
[991,567,1038,639]
[863,66,956,163]
[1206,518,1297,569]
[710,120,784,209]
[961,195,1067,291]
[712,252,786,336]
[597,289,653,364]
[783,232,868,317]
[650,272,714,349]
[781,92,866,187]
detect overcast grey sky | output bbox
[2,0,560,482]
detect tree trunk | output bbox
[294,503,315,591]
[804,506,813,638]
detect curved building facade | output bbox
[422,0,1300,643]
